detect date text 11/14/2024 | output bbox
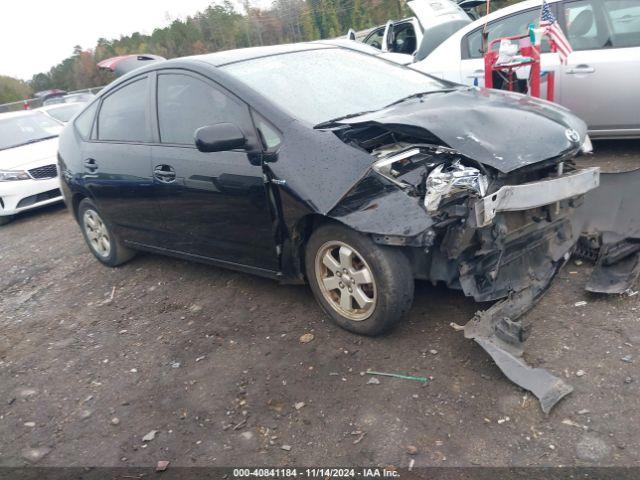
[232,468,401,478]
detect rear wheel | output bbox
[0,215,13,226]
[305,223,414,336]
[78,198,135,267]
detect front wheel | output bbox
[305,223,414,336]
[78,198,135,267]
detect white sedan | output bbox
[38,102,86,124]
[0,110,64,225]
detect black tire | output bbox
[305,223,414,336]
[0,215,13,226]
[78,198,135,267]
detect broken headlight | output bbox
[425,160,488,213]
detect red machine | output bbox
[484,33,555,102]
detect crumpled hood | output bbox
[337,87,587,173]
[0,137,59,170]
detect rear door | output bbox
[83,75,160,244]
[558,0,640,133]
[459,6,560,91]
[151,70,279,270]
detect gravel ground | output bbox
[0,140,638,468]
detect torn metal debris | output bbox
[575,168,640,294]
[463,266,574,413]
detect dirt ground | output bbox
[0,140,638,468]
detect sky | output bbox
[0,0,269,80]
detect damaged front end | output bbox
[330,130,600,413]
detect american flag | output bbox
[540,0,573,64]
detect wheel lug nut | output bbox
[336,272,342,277]
[339,282,344,288]
[343,268,347,273]
[348,288,353,293]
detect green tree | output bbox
[25,0,531,93]
[0,76,33,103]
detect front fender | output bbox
[328,173,435,246]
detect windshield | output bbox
[0,112,63,150]
[45,104,84,123]
[222,48,448,125]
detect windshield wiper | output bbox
[314,110,378,129]
[383,88,458,108]
[1,135,59,150]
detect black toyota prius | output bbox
[58,42,600,411]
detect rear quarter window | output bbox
[74,101,99,140]
[97,77,150,142]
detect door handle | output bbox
[154,165,176,183]
[566,65,595,74]
[467,69,484,78]
[84,158,98,172]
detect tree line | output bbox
[1,0,520,103]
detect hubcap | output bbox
[315,241,377,321]
[83,209,111,258]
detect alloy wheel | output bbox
[83,209,111,258]
[314,241,377,321]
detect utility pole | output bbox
[243,0,252,47]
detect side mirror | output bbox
[195,123,247,153]
[347,28,357,41]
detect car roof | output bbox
[100,42,380,101]
[190,42,333,67]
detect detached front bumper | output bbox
[457,167,601,303]
[455,166,601,413]
[474,167,600,227]
[0,176,63,216]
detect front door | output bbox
[558,0,640,133]
[151,70,279,271]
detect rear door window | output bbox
[563,0,609,49]
[97,78,149,142]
